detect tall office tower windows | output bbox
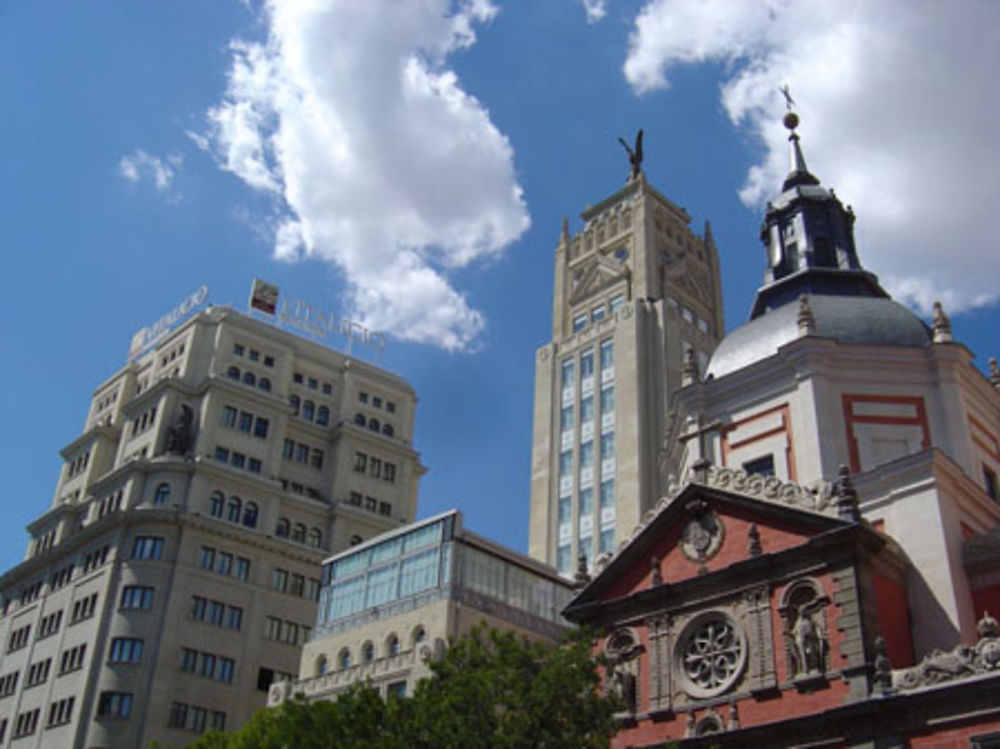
[581,396,595,424]
[560,406,574,431]
[558,496,571,524]
[559,450,573,477]
[600,386,614,413]
[579,441,595,468]
[600,339,614,370]
[601,432,615,460]
[600,479,615,509]
[556,544,571,575]
[561,359,575,388]
[581,349,595,380]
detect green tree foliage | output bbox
[179,627,617,749]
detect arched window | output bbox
[354,413,365,426]
[412,626,426,646]
[258,377,272,392]
[292,523,306,543]
[308,527,322,548]
[226,366,240,380]
[386,634,400,656]
[227,496,242,523]
[368,418,380,432]
[289,395,300,416]
[209,491,224,518]
[316,406,330,426]
[242,371,256,387]
[350,535,362,546]
[153,482,171,506]
[338,648,351,669]
[382,423,394,437]
[316,655,328,676]
[302,400,315,422]
[243,502,259,528]
[275,518,290,538]
[362,641,374,663]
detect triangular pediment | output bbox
[569,254,628,305]
[664,255,712,308]
[566,468,853,612]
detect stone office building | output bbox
[0,301,424,748]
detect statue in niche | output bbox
[605,629,643,714]
[779,580,830,678]
[164,404,195,457]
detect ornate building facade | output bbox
[564,109,1000,747]
[529,158,725,575]
[0,303,424,748]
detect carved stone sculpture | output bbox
[894,612,1000,690]
[164,403,195,456]
[605,629,643,714]
[779,579,830,679]
[618,129,644,182]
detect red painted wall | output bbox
[972,584,1000,622]
[873,570,915,668]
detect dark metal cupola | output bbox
[751,102,885,319]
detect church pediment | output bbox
[569,254,629,305]
[567,468,853,610]
[664,255,713,309]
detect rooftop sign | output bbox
[249,278,387,354]
[128,285,209,360]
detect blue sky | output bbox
[2,0,998,574]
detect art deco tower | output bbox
[528,144,724,574]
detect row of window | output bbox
[233,343,275,368]
[290,395,331,426]
[180,647,235,683]
[51,564,74,591]
[159,341,187,368]
[352,452,397,482]
[96,489,124,519]
[83,544,111,573]
[226,366,273,393]
[93,387,120,415]
[283,438,324,469]
[221,405,270,438]
[66,450,90,479]
[32,528,56,556]
[109,637,144,664]
[561,340,615,388]
[347,492,393,517]
[169,701,226,734]
[264,616,312,646]
[324,626,426,673]
[275,518,324,548]
[39,610,63,639]
[293,371,333,394]
[358,391,395,413]
[129,405,158,438]
[214,445,263,474]
[353,412,395,436]
[19,581,42,605]
[271,568,321,600]
[209,491,259,528]
[3,642,89,694]
[572,295,626,334]
[191,596,243,630]
[198,546,251,581]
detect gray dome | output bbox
[707,294,931,379]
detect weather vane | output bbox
[618,128,643,182]
[780,84,796,110]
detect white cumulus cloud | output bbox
[119,149,181,194]
[624,0,1000,315]
[202,0,529,351]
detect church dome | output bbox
[706,293,931,379]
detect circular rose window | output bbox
[676,613,747,698]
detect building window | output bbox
[591,305,606,323]
[743,455,775,477]
[108,638,144,664]
[387,681,407,699]
[308,528,322,548]
[581,349,594,378]
[581,395,595,422]
[600,338,614,368]
[369,418,380,432]
[580,441,594,468]
[386,634,400,656]
[96,691,133,720]
[47,697,75,727]
[293,372,304,384]
[226,366,240,380]
[292,523,306,543]
[600,528,615,553]
[354,452,367,472]
[13,710,39,739]
[235,557,250,580]
[121,585,154,610]
[254,417,269,438]
[243,502,259,528]
[384,463,397,482]
[984,466,998,502]
[379,502,392,517]
[132,536,163,560]
[383,423,394,437]
[362,641,374,662]
[275,518,290,537]
[560,406,574,431]
[242,371,256,387]
[600,479,615,508]
[209,491,224,518]
[26,658,51,686]
[153,482,171,506]
[556,544,572,575]
[227,496,242,523]
[573,313,587,333]
[386,401,396,413]
[271,568,288,592]
[59,643,87,674]
[372,396,382,408]
[579,487,594,515]
[338,648,351,669]
[289,395,300,416]
[558,495,571,524]
[222,406,237,428]
[317,405,330,426]
[601,432,615,460]
[600,386,614,412]
[259,377,272,392]
[302,400,315,421]
[358,391,368,404]
[561,359,575,387]
[199,547,216,570]
[559,450,573,477]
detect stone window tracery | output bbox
[676,613,746,698]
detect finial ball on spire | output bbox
[783,111,800,131]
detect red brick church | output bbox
[564,108,1000,748]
